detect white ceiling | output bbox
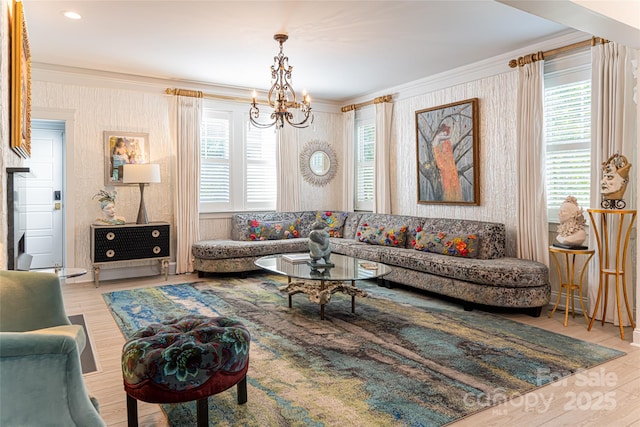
[20,0,619,102]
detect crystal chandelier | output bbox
[250,33,313,129]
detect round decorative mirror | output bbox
[300,140,338,186]
[310,151,331,176]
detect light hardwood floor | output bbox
[63,273,640,427]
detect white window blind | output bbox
[544,51,591,220]
[200,110,230,208]
[199,101,277,212]
[245,123,277,209]
[355,117,375,211]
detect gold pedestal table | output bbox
[587,209,637,340]
[548,246,594,326]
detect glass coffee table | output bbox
[255,253,392,320]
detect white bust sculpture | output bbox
[556,196,587,247]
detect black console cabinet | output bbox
[90,222,170,286]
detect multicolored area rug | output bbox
[103,274,624,426]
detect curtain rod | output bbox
[508,36,608,68]
[166,88,394,111]
[165,87,268,105]
[341,94,393,113]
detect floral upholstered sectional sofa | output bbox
[192,211,550,316]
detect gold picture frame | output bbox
[415,98,480,205]
[10,0,31,158]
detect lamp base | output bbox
[136,183,148,224]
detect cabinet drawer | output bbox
[91,223,170,263]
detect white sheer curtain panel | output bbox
[374,102,393,214]
[342,109,355,211]
[173,94,202,273]
[277,126,301,212]
[516,60,549,264]
[588,42,637,326]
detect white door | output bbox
[24,123,65,269]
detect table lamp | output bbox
[123,164,161,224]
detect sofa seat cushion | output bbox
[379,247,547,288]
[193,239,309,260]
[332,240,547,288]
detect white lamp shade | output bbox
[122,164,161,184]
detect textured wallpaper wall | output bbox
[297,111,344,212]
[31,81,174,273]
[392,72,519,256]
[27,68,520,274]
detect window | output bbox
[544,50,591,220]
[355,112,375,211]
[200,101,277,212]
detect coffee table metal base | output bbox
[279,278,367,320]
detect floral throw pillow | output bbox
[248,219,301,241]
[356,223,408,247]
[316,211,349,238]
[412,228,479,258]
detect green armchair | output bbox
[0,270,106,426]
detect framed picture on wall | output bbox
[10,0,31,158]
[415,98,479,205]
[104,131,150,185]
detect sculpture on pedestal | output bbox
[600,153,632,209]
[556,196,587,248]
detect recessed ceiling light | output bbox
[62,11,82,20]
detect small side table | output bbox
[31,266,88,283]
[548,246,594,327]
[587,209,637,340]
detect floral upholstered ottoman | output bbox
[121,314,250,427]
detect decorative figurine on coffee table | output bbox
[555,196,587,248]
[308,219,334,269]
[600,152,632,209]
[93,189,125,225]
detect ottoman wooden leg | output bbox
[237,376,248,404]
[196,398,208,427]
[126,394,138,427]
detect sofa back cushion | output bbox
[315,211,349,237]
[342,213,363,239]
[357,223,409,247]
[416,218,505,259]
[413,230,480,258]
[355,214,422,248]
[231,211,318,240]
[248,218,301,240]
[231,213,299,240]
